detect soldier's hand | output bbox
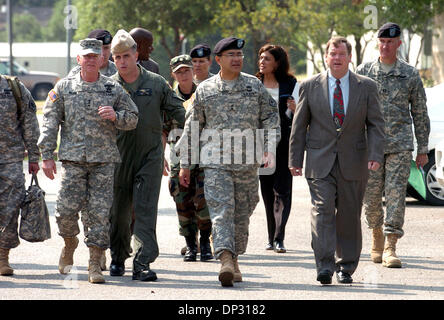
[28,162,40,174]
[42,159,57,180]
[98,105,116,122]
[416,153,428,168]
[368,161,381,171]
[179,168,190,187]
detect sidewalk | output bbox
[1,161,444,301]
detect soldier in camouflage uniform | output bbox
[0,76,40,276]
[67,29,117,78]
[357,23,430,268]
[178,37,280,287]
[165,55,213,262]
[67,29,118,270]
[189,44,215,85]
[109,30,185,282]
[38,38,138,284]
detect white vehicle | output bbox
[408,83,444,205]
[0,59,60,101]
[436,140,444,187]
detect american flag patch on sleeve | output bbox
[48,89,58,102]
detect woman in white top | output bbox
[256,44,299,253]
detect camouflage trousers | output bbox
[0,162,25,249]
[363,151,412,238]
[56,161,114,249]
[204,168,259,259]
[168,166,211,237]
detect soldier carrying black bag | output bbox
[19,173,51,243]
[0,75,41,276]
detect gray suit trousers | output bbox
[306,158,366,276]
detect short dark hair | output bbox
[256,44,295,83]
[326,36,352,55]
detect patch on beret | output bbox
[190,44,211,58]
[213,37,245,55]
[378,23,401,38]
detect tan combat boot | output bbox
[233,257,242,282]
[382,234,402,268]
[218,250,234,287]
[88,246,105,284]
[0,248,14,276]
[89,251,107,271]
[59,237,79,274]
[371,227,385,263]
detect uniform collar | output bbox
[215,71,246,92]
[371,58,404,76]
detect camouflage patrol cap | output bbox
[88,29,113,45]
[190,44,211,58]
[111,29,137,54]
[213,37,245,55]
[170,54,193,72]
[378,22,401,38]
[79,38,102,55]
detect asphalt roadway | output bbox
[1,160,444,306]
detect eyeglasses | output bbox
[220,53,245,59]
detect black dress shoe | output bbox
[336,271,353,284]
[265,242,274,250]
[274,240,286,253]
[316,270,332,285]
[109,261,125,276]
[132,268,158,282]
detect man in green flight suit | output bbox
[109,30,185,281]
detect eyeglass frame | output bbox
[217,52,245,59]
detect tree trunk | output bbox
[354,35,362,69]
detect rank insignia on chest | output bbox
[48,89,58,102]
[136,88,152,96]
[242,86,255,97]
[104,84,115,95]
[2,88,13,96]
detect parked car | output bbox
[0,58,60,101]
[407,83,444,205]
[436,140,444,187]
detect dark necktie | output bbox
[333,79,345,129]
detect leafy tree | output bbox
[0,0,58,6]
[374,0,444,66]
[43,0,72,41]
[74,0,217,58]
[0,13,43,42]
[211,0,295,71]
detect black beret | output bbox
[213,37,245,55]
[190,44,211,58]
[377,23,401,38]
[88,29,113,45]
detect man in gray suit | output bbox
[288,36,385,285]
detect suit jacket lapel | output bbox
[315,72,336,130]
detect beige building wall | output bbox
[432,14,444,85]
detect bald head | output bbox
[129,27,154,60]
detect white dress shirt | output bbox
[327,70,350,115]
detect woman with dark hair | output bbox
[256,44,299,253]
